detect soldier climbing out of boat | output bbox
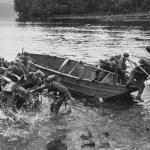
[30,74,74,114]
[127,58,150,101]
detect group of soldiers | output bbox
[95,52,150,101]
[0,57,74,113]
[0,52,149,112]
[95,52,130,84]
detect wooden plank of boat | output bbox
[146,46,150,54]
[20,52,138,99]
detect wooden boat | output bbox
[19,52,138,100]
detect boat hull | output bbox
[19,52,138,99]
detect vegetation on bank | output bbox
[14,0,150,21]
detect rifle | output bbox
[126,58,149,76]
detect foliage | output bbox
[14,0,150,21]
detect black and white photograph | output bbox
[0,0,150,149]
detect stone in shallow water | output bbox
[80,135,90,140]
[46,139,67,150]
[102,131,109,137]
[99,142,110,148]
[81,140,95,148]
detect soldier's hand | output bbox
[25,89,30,94]
[70,97,75,101]
[147,75,150,80]
[30,90,34,93]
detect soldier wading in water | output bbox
[127,58,150,101]
[30,75,74,114]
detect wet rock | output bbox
[99,142,110,148]
[80,128,92,140]
[102,131,109,137]
[80,129,95,148]
[80,135,90,140]
[81,140,95,148]
[87,129,92,138]
[8,137,18,142]
[145,127,150,132]
[46,139,67,150]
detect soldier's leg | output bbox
[53,93,65,113]
[127,71,135,86]
[136,80,145,101]
[6,93,16,108]
[94,69,100,80]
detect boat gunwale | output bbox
[23,52,126,87]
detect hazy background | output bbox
[0,0,16,21]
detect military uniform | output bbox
[117,53,129,84]
[127,59,149,101]
[31,75,73,113]
[1,81,29,108]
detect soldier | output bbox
[30,75,74,113]
[1,82,29,109]
[109,54,121,65]
[0,67,7,75]
[4,70,20,83]
[0,57,9,68]
[117,52,129,84]
[20,70,44,89]
[8,62,24,77]
[127,59,149,101]
[95,56,119,83]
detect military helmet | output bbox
[0,67,6,75]
[123,52,129,58]
[34,70,45,78]
[139,58,146,65]
[115,55,121,59]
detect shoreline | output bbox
[17,12,150,23]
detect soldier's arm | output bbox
[30,84,47,93]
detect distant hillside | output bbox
[0,1,16,21]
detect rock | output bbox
[80,129,95,148]
[99,142,110,148]
[87,129,92,138]
[103,131,109,137]
[8,137,18,142]
[81,140,95,148]
[46,139,67,150]
[80,135,90,140]
[145,127,150,132]
[80,128,92,140]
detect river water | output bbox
[0,20,150,150]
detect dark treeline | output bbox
[14,0,150,21]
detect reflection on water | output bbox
[0,21,150,149]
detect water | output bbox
[0,21,150,149]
